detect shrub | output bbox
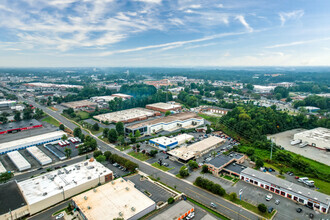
[229,192,237,201]
[168,197,175,204]
[93,150,103,158]
[258,204,267,213]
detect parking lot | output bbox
[103,161,130,178]
[125,174,175,204]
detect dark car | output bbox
[54,166,61,170]
[62,164,67,168]
[268,207,274,213]
[37,167,43,170]
[296,208,302,213]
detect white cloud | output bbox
[223,52,230,57]
[190,4,201,9]
[235,15,253,32]
[185,42,217,49]
[279,10,304,26]
[265,37,330,49]
[217,4,224,8]
[134,0,162,4]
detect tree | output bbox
[64,147,72,158]
[202,165,209,173]
[104,151,112,160]
[246,83,254,90]
[93,150,103,158]
[62,134,68,140]
[165,111,171,117]
[258,204,267,213]
[188,160,198,169]
[215,90,225,99]
[59,124,65,131]
[136,144,141,152]
[179,165,189,177]
[206,125,212,134]
[14,112,21,121]
[229,192,237,201]
[246,148,255,156]
[149,150,158,157]
[256,158,264,168]
[92,123,99,131]
[96,155,106,163]
[118,135,125,145]
[108,129,118,143]
[129,133,136,143]
[167,197,175,204]
[134,130,141,138]
[73,127,82,138]
[115,122,125,136]
[103,128,109,138]
[0,172,14,183]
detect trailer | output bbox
[7,151,31,171]
[26,146,52,166]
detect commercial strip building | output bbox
[72,178,156,220]
[149,134,194,150]
[18,159,113,215]
[146,102,182,113]
[293,127,330,150]
[240,168,330,214]
[0,131,66,154]
[205,153,246,177]
[0,119,42,134]
[168,136,226,162]
[94,107,160,124]
[26,146,52,165]
[151,201,194,220]
[7,151,31,171]
[125,112,204,136]
[61,100,97,111]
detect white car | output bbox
[186,212,195,219]
[55,213,64,219]
[265,194,273,201]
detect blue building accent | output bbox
[149,139,178,150]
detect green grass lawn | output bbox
[151,162,174,172]
[115,145,131,151]
[223,175,234,181]
[128,151,151,161]
[42,116,60,127]
[198,113,219,123]
[76,111,90,120]
[90,126,104,135]
[314,179,330,195]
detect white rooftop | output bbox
[94,108,157,123]
[26,146,52,165]
[72,178,156,220]
[151,134,194,146]
[18,160,112,205]
[26,82,83,89]
[7,151,31,171]
[0,161,6,173]
[146,102,181,110]
[295,127,330,143]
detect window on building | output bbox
[260,184,264,188]
[287,194,292,199]
[294,196,298,201]
[275,189,280,194]
[299,198,304,203]
[250,179,253,183]
[265,185,269,190]
[254,181,258,185]
[281,191,285,196]
[270,187,274,192]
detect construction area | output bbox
[61,100,97,110]
[268,128,330,166]
[94,107,160,123]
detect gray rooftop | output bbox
[241,168,330,205]
[151,201,193,220]
[207,153,244,168]
[0,181,27,215]
[223,161,246,174]
[0,119,41,132]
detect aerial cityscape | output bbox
[0,1,329,220]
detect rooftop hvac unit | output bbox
[84,196,88,200]
[87,206,91,210]
[84,162,88,166]
[121,179,124,182]
[111,181,115,185]
[119,212,123,217]
[125,187,129,191]
[43,192,47,196]
[88,176,91,180]
[131,207,136,211]
[93,189,97,192]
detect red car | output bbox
[295,176,299,179]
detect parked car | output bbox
[186,212,195,220]
[296,208,302,213]
[268,207,274,213]
[55,213,64,219]
[54,166,61,170]
[265,194,273,201]
[295,176,299,179]
[275,200,280,205]
[163,163,169,167]
[62,164,67,168]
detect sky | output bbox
[0,0,329,67]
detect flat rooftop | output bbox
[241,168,330,205]
[0,119,41,132]
[168,136,225,161]
[127,112,202,130]
[25,82,83,89]
[0,161,6,173]
[7,151,31,170]
[0,181,27,215]
[150,134,194,146]
[94,107,157,123]
[207,153,244,168]
[151,201,193,220]
[223,161,246,174]
[0,130,66,153]
[72,178,156,220]
[18,160,112,206]
[62,100,96,108]
[294,127,330,142]
[146,102,181,110]
[26,146,52,165]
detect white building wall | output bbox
[127,203,156,220]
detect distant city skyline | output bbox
[0,0,329,67]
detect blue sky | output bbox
[0,0,329,67]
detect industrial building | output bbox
[299,106,321,113]
[0,119,42,135]
[18,159,113,215]
[7,151,31,171]
[0,181,29,220]
[44,143,67,160]
[146,102,182,113]
[293,127,330,150]
[61,100,97,111]
[240,168,330,214]
[0,161,6,173]
[90,96,115,103]
[125,112,204,136]
[26,146,52,166]
[0,131,66,154]
[111,93,132,99]
[199,106,231,115]
[0,100,16,109]
[149,134,194,150]
[72,178,156,220]
[94,108,160,123]
[24,82,83,90]
[168,136,226,162]
[205,153,246,177]
[151,201,194,220]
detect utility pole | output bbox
[270,137,275,160]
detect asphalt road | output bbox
[16,95,261,220]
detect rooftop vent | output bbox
[298,191,302,194]
[93,189,97,192]
[87,206,91,210]
[84,196,88,200]
[125,187,129,191]
[42,192,47,196]
[131,207,136,211]
[119,212,123,216]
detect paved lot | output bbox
[83,118,115,130]
[268,129,330,166]
[54,141,81,157]
[103,161,130,177]
[125,174,175,204]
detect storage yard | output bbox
[7,151,31,171]
[26,146,52,166]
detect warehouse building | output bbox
[125,112,204,136]
[168,136,225,162]
[0,161,6,173]
[44,143,67,160]
[18,159,113,215]
[206,153,246,177]
[293,127,330,150]
[90,96,115,103]
[199,106,231,115]
[240,168,330,214]
[72,178,156,220]
[0,181,29,220]
[7,151,31,171]
[111,93,132,99]
[0,131,66,154]
[151,201,194,220]
[146,102,182,113]
[0,100,16,109]
[0,119,42,135]
[94,108,160,123]
[149,134,194,150]
[61,100,97,111]
[26,146,52,166]
[24,82,83,90]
